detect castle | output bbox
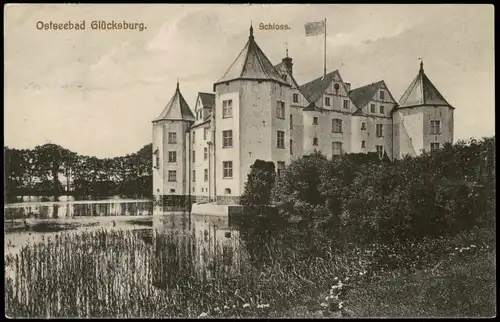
[152,25,455,207]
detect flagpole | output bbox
[324,18,327,78]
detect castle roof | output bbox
[349,81,384,109]
[398,61,454,109]
[198,92,215,108]
[213,25,290,89]
[153,82,195,122]
[349,80,398,116]
[299,70,346,103]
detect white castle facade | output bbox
[152,25,455,207]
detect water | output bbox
[4,198,153,219]
[4,198,246,287]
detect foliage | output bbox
[271,151,328,227]
[241,160,276,209]
[242,137,495,249]
[4,143,153,199]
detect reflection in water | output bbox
[152,207,248,290]
[4,200,153,219]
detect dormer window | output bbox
[293,93,299,103]
[380,91,385,100]
[282,74,287,82]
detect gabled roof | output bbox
[153,82,195,122]
[349,81,384,110]
[214,25,290,89]
[198,92,215,109]
[299,70,350,104]
[398,61,453,109]
[349,80,398,115]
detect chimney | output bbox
[282,57,293,76]
[345,82,351,92]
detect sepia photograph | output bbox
[3,3,495,318]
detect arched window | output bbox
[224,188,231,195]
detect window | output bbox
[168,151,177,163]
[192,150,195,163]
[380,105,385,114]
[332,119,343,133]
[225,188,231,195]
[276,100,285,119]
[192,170,196,182]
[380,91,385,100]
[223,161,233,178]
[361,141,366,149]
[376,145,384,159]
[155,149,160,168]
[168,132,177,144]
[168,170,177,182]
[313,137,318,146]
[222,130,233,148]
[370,104,376,113]
[313,117,318,125]
[430,120,441,134]
[293,93,299,103]
[325,97,331,106]
[204,169,208,182]
[430,143,440,152]
[290,139,293,155]
[332,142,342,155]
[277,161,286,176]
[204,128,208,140]
[376,124,383,137]
[277,131,285,149]
[204,147,208,160]
[290,114,293,129]
[361,122,366,130]
[170,189,175,193]
[282,74,287,82]
[343,100,349,109]
[222,99,233,118]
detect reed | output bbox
[5,227,367,318]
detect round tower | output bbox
[152,81,195,209]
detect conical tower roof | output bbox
[213,24,290,89]
[398,61,453,109]
[153,81,195,122]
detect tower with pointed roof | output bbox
[392,61,455,159]
[211,23,292,203]
[152,81,195,208]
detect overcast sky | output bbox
[4,4,494,158]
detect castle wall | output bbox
[153,120,191,207]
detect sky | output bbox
[4,4,495,158]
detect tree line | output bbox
[4,143,153,201]
[240,136,496,256]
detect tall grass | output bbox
[4,227,370,318]
[4,227,495,318]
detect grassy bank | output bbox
[4,228,496,318]
[346,246,496,317]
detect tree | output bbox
[271,151,328,226]
[241,160,276,208]
[33,144,76,195]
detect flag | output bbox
[305,20,325,37]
